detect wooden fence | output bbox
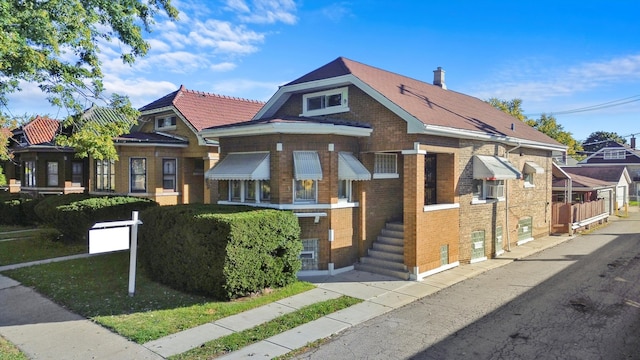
[551,199,606,234]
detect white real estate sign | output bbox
[89,226,130,254]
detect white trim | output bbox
[200,122,372,138]
[516,237,534,246]
[215,201,359,210]
[116,143,188,148]
[412,261,460,281]
[297,264,354,278]
[301,87,349,116]
[373,173,400,179]
[571,212,609,230]
[423,203,460,212]
[470,256,488,264]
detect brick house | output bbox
[201,57,566,280]
[89,86,264,205]
[3,116,87,196]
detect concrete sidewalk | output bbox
[1,219,607,359]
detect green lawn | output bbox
[3,252,315,343]
[0,228,86,265]
[0,336,28,360]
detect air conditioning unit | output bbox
[487,184,504,199]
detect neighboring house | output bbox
[551,163,613,234]
[201,57,566,280]
[558,165,631,214]
[3,116,87,197]
[89,86,264,205]
[579,138,640,200]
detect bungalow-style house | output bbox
[201,57,566,280]
[3,116,87,196]
[88,86,265,205]
[579,138,640,201]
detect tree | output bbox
[582,131,627,154]
[487,98,583,158]
[527,114,583,157]
[487,98,529,122]
[0,0,179,160]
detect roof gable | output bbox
[139,85,265,132]
[580,143,640,164]
[272,57,563,149]
[22,116,60,145]
[561,165,628,183]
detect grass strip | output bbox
[170,296,362,360]
[2,252,315,343]
[0,229,85,265]
[0,335,28,360]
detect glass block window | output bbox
[471,230,486,260]
[440,244,449,266]
[518,217,533,242]
[495,226,503,254]
[300,239,319,271]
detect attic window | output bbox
[301,87,349,116]
[156,116,177,130]
[603,149,625,160]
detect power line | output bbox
[525,95,640,117]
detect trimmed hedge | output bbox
[139,205,302,300]
[0,194,41,226]
[33,194,158,243]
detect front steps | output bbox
[355,222,410,280]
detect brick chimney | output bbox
[433,67,446,90]
[631,136,636,150]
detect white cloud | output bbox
[224,0,251,13]
[473,54,640,102]
[147,38,172,53]
[210,62,237,72]
[319,2,353,22]
[103,76,177,107]
[227,0,298,24]
[188,20,264,53]
[144,51,206,73]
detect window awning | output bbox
[473,155,522,180]
[205,152,270,180]
[339,152,371,181]
[523,161,545,174]
[294,151,323,180]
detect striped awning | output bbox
[524,161,545,174]
[293,151,323,180]
[205,152,270,180]
[338,152,371,181]
[473,155,522,180]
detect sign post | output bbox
[89,211,143,297]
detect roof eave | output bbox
[200,122,372,139]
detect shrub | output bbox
[34,194,158,243]
[0,194,41,226]
[139,205,302,299]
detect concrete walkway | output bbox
[1,215,625,359]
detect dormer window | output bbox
[301,87,349,116]
[603,149,625,160]
[155,116,177,130]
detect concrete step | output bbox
[372,242,404,255]
[380,228,403,239]
[376,235,404,247]
[386,222,404,232]
[367,249,404,263]
[355,263,410,280]
[359,256,407,272]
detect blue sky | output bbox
[7,0,640,142]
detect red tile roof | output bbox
[139,85,265,131]
[23,116,60,145]
[286,57,562,147]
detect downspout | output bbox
[504,143,522,252]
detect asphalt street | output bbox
[296,213,640,360]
